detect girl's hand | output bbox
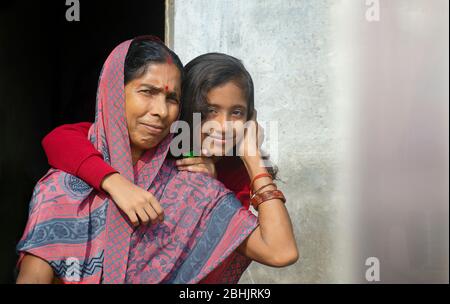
[101,173,165,227]
[237,109,265,161]
[176,156,217,178]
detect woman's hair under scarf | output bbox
[16,37,259,284]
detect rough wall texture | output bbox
[171,0,340,283]
[170,0,449,283]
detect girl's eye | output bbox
[208,108,217,114]
[232,110,243,117]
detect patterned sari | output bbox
[17,39,259,284]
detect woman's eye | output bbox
[168,97,179,104]
[232,110,243,116]
[140,89,160,96]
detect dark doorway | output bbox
[0,0,165,283]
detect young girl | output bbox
[38,51,298,281]
[42,53,273,212]
[17,37,297,284]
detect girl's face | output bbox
[200,81,248,157]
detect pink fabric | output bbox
[17,38,259,284]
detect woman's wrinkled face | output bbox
[125,63,181,160]
[200,81,248,156]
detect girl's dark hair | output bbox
[180,52,278,179]
[124,36,184,85]
[181,53,254,126]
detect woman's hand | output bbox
[176,156,217,178]
[100,173,165,227]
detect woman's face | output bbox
[200,81,248,156]
[125,63,181,159]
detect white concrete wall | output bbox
[169,0,449,283]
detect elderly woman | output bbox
[16,37,298,284]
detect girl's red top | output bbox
[42,122,251,209]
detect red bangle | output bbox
[249,173,272,193]
[250,182,277,198]
[251,189,286,210]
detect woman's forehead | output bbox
[134,63,181,89]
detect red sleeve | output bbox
[41,122,117,191]
[216,158,251,209]
[234,182,251,210]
